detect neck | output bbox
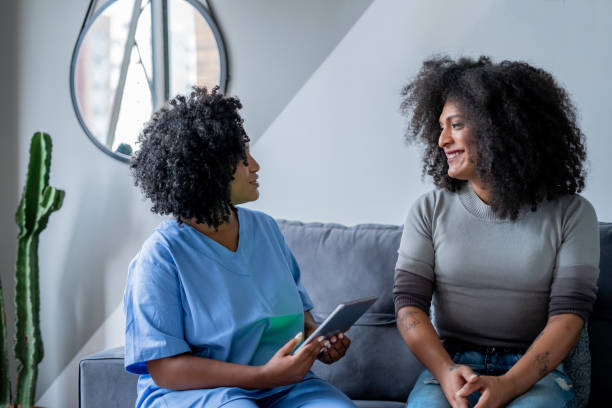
[469,181,491,205]
[183,208,238,235]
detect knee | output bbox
[285,394,355,408]
[406,386,449,408]
[508,375,576,408]
[278,380,355,408]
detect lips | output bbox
[445,150,464,164]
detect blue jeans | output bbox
[406,351,576,408]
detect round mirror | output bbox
[70,0,227,162]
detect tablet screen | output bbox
[296,295,378,352]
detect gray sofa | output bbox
[79,220,612,407]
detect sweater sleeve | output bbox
[394,269,434,315]
[549,196,600,321]
[394,193,436,316]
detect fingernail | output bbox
[331,337,337,343]
[325,341,331,348]
[295,332,303,340]
[320,347,326,353]
[469,374,478,381]
[339,333,344,339]
[317,336,325,342]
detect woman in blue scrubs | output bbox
[124,87,355,408]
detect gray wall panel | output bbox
[212,0,374,140]
[0,0,19,395]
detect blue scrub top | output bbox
[124,208,315,407]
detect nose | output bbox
[438,126,451,149]
[248,153,260,172]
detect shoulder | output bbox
[143,220,185,257]
[560,194,598,234]
[237,207,279,233]
[129,220,180,279]
[534,194,598,244]
[406,188,456,220]
[561,194,596,216]
[415,187,459,207]
[236,208,291,254]
[545,194,597,225]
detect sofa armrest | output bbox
[79,347,138,408]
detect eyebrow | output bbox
[439,114,464,125]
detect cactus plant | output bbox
[0,132,64,408]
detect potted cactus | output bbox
[0,132,65,408]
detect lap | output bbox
[405,369,453,408]
[263,378,356,408]
[507,369,576,407]
[406,365,576,408]
[154,378,353,408]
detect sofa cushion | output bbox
[563,325,590,408]
[589,222,612,406]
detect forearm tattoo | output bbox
[535,351,550,376]
[449,364,460,372]
[398,310,421,332]
[404,320,421,331]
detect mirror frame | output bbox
[70,0,228,163]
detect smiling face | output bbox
[229,145,260,205]
[438,99,479,183]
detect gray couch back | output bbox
[278,220,612,406]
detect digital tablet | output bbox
[295,295,378,352]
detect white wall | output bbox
[4,0,611,407]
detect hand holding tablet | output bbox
[295,295,378,353]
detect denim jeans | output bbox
[406,351,576,407]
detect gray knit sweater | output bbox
[394,184,599,349]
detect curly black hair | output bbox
[130,86,249,229]
[400,55,587,220]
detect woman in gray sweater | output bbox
[394,56,598,408]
